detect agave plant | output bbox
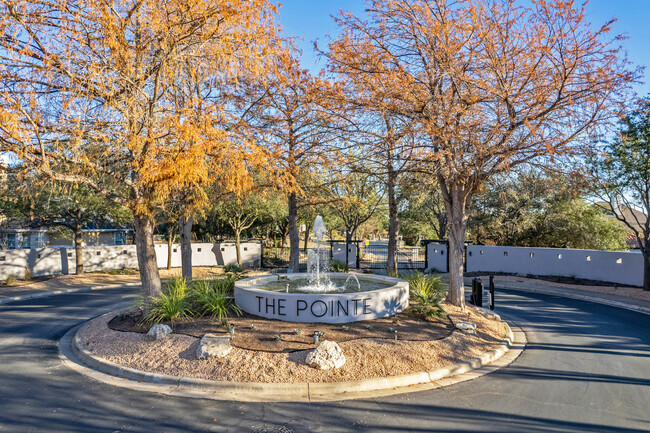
[405,273,447,319]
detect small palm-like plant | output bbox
[146,278,192,327]
[190,277,241,321]
[405,273,447,319]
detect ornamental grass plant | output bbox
[190,277,241,321]
[145,278,192,327]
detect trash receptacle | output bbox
[470,278,483,307]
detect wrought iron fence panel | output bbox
[262,247,312,270]
[358,245,426,270]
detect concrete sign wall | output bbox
[466,245,643,287]
[0,242,261,280]
[234,274,409,323]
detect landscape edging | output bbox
[69,309,518,401]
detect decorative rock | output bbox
[196,334,232,359]
[147,324,172,340]
[474,307,501,321]
[306,340,346,370]
[455,321,477,334]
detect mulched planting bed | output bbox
[108,308,455,353]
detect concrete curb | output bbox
[0,283,141,305]
[497,284,650,316]
[62,310,524,402]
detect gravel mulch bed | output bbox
[79,304,507,383]
[108,308,455,352]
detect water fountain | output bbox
[234,216,409,323]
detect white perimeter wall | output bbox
[466,245,642,287]
[426,243,448,273]
[0,242,261,280]
[332,244,357,267]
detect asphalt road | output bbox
[0,286,648,432]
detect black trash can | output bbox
[470,278,483,307]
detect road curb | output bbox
[0,283,141,305]
[62,310,524,402]
[497,285,650,316]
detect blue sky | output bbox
[276,0,650,97]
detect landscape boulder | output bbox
[455,321,477,335]
[473,307,501,321]
[147,324,172,340]
[306,340,346,370]
[196,334,232,359]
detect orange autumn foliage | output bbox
[0,0,283,298]
[0,0,281,216]
[326,0,639,306]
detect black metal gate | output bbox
[358,244,426,270]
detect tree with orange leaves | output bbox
[0,0,281,302]
[326,0,638,307]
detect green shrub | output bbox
[210,275,237,295]
[189,277,241,321]
[4,276,17,285]
[145,278,192,327]
[224,263,244,274]
[405,272,447,319]
[329,260,348,272]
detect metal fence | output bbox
[358,245,426,270]
[262,247,308,270]
[263,244,427,271]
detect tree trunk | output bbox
[134,214,162,305]
[345,228,354,269]
[641,248,650,292]
[437,212,448,240]
[303,223,312,252]
[386,171,399,275]
[288,193,299,272]
[179,215,193,281]
[235,228,242,265]
[166,225,174,270]
[73,221,84,275]
[441,181,472,308]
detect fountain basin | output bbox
[234,273,409,324]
